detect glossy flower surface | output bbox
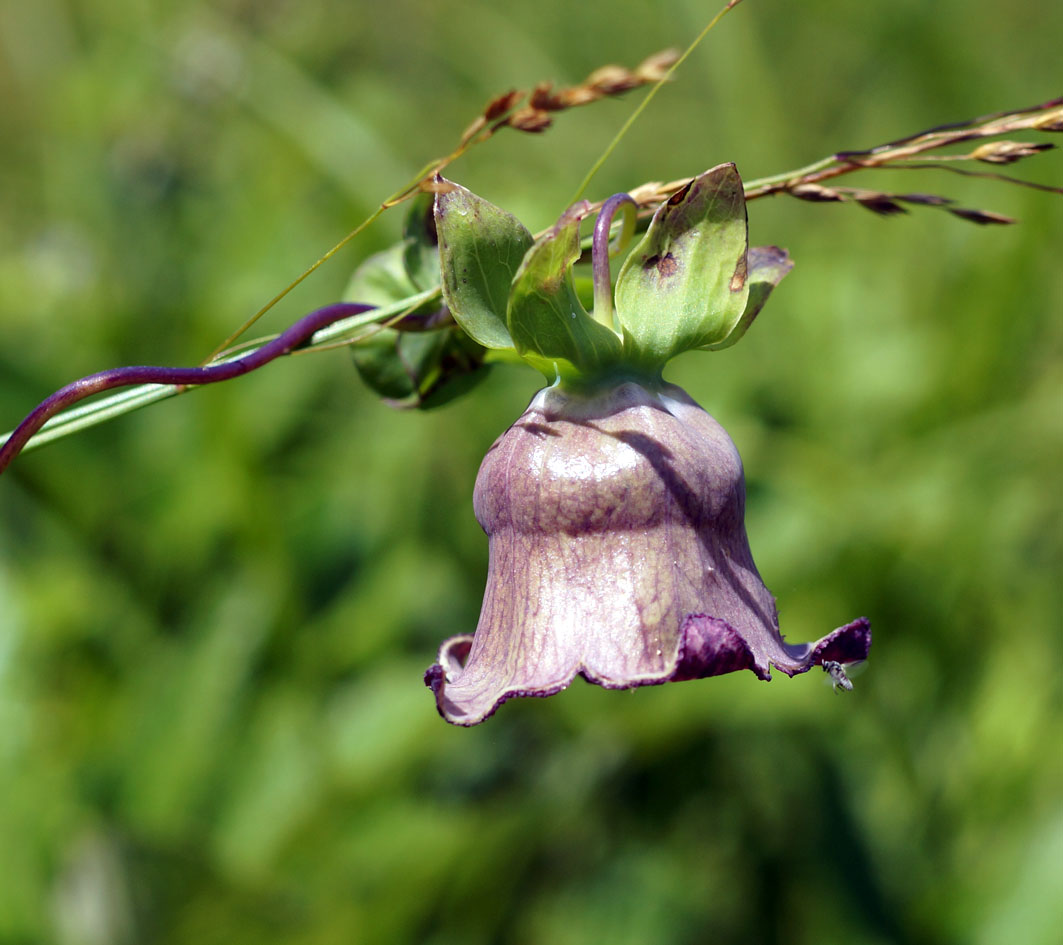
[426,381,870,724]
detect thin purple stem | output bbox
[592,193,637,328]
[0,302,373,474]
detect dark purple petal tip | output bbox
[806,616,873,668]
[672,613,872,681]
[672,615,761,680]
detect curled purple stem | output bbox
[591,193,637,329]
[0,302,373,474]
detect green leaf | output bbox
[701,245,793,350]
[350,326,489,409]
[507,202,623,380]
[342,240,442,328]
[435,178,532,350]
[401,192,441,292]
[614,163,750,367]
[342,197,489,409]
[343,194,441,306]
[343,241,418,307]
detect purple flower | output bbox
[426,381,870,725]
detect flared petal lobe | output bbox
[426,382,870,725]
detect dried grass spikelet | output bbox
[459,48,681,144]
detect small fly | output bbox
[822,660,854,693]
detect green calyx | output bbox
[434,164,793,386]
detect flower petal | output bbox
[425,632,575,726]
[425,382,872,725]
[673,613,872,680]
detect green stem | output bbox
[1,291,436,461]
[742,156,839,196]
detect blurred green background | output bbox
[0,0,1060,942]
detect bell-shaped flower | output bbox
[426,166,870,725]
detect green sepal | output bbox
[507,202,623,380]
[350,326,489,409]
[701,245,793,350]
[434,178,533,350]
[614,163,750,368]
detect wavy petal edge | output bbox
[425,615,872,726]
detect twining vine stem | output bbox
[0,4,1058,474]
